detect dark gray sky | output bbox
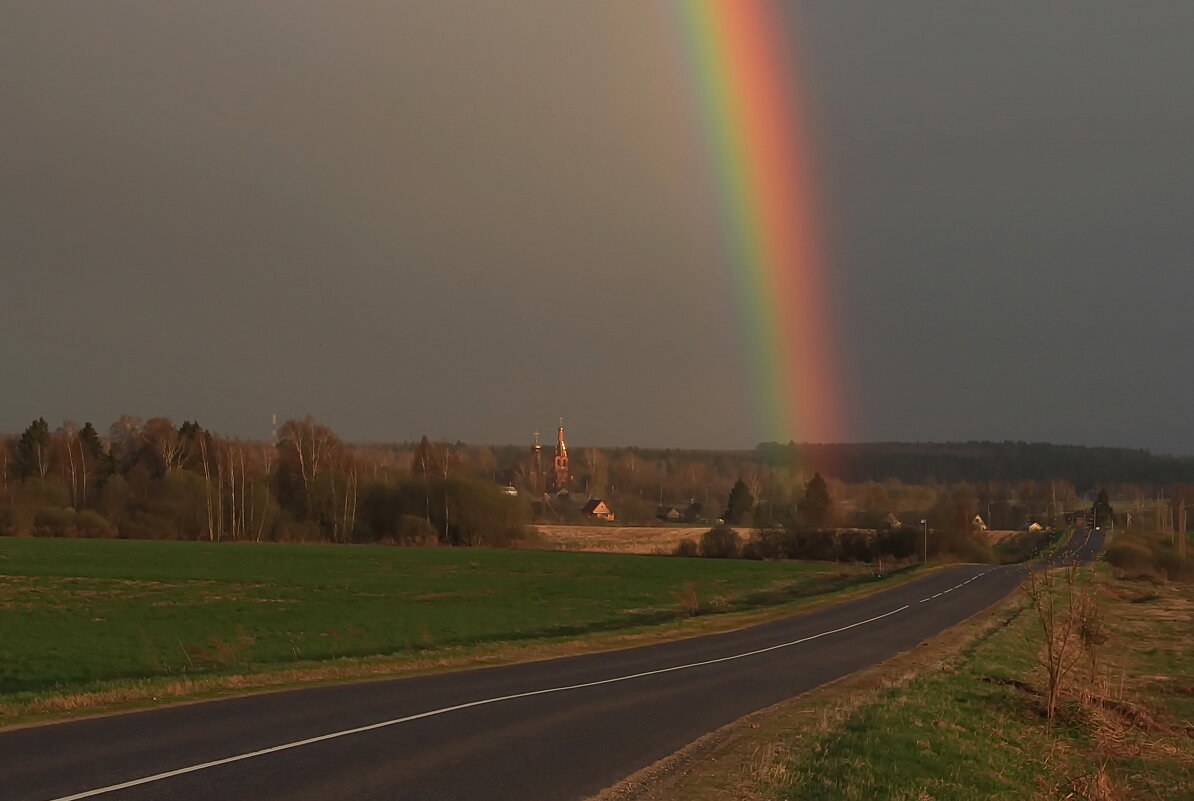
[3,1,1193,453]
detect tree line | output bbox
[0,416,532,546]
[4,417,1192,544]
[754,440,1194,487]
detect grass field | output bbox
[634,564,1193,801]
[0,537,896,722]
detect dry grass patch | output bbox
[536,526,753,555]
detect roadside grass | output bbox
[610,564,1191,801]
[0,537,923,726]
[769,566,1192,800]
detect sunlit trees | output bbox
[275,416,358,542]
[54,421,102,508]
[277,416,340,518]
[108,415,144,473]
[142,417,187,475]
[0,436,10,499]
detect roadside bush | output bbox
[673,537,698,558]
[789,529,839,561]
[1107,532,1194,582]
[1105,538,1154,574]
[699,525,740,559]
[874,527,918,560]
[743,528,786,560]
[739,538,765,560]
[1154,548,1192,582]
[838,530,873,562]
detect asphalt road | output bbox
[1,530,1103,801]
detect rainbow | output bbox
[673,0,842,445]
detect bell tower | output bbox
[553,418,570,496]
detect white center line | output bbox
[46,604,911,801]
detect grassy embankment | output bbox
[628,550,1192,801]
[0,536,923,726]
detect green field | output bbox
[0,537,887,714]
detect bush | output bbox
[34,507,77,536]
[1106,532,1194,582]
[1154,548,1193,582]
[790,529,839,561]
[1106,538,1157,575]
[874,527,918,560]
[699,526,740,559]
[396,514,440,546]
[743,528,786,560]
[76,510,115,538]
[837,530,873,562]
[0,503,36,535]
[673,537,698,558]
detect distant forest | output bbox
[751,441,1194,488]
[3,416,1193,544]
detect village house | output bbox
[582,498,615,522]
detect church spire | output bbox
[553,418,569,495]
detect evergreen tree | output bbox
[724,478,754,525]
[78,422,105,461]
[801,472,833,528]
[1093,488,1113,527]
[14,417,52,478]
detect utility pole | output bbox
[921,518,928,563]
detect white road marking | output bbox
[918,569,993,604]
[46,604,911,801]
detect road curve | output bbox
[1,530,1103,801]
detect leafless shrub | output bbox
[1026,564,1088,722]
[672,582,700,616]
[1075,593,1109,683]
